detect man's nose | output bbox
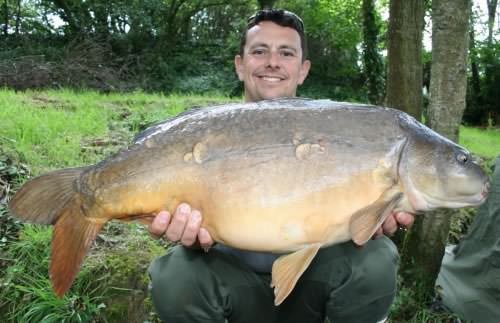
[266,52,281,68]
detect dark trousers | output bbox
[149,237,398,323]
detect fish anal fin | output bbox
[50,196,106,297]
[350,189,403,246]
[271,243,321,306]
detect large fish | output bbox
[9,98,489,305]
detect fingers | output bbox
[148,203,215,249]
[198,227,214,250]
[149,210,171,238]
[377,212,416,238]
[165,203,191,242]
[381,213,398,236]
[396,212,415,228]
[180,209,202,246]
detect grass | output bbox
[459,126,500,160]
[0,223,164,322]
[0,225,106,322]
[0,88,497,322]
[0,88,235,174]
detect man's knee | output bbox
[326,238,399,322]
[148,246,221,319]
[358,237,399,287]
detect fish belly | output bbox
[197,158,390,252]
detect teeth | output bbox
[261,76,282,82]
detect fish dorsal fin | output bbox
[350,188,403,246]
[271,243,321,306]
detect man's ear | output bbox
[234,55,244,81]
[298,59,311,85]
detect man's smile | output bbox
[257,75,286,83]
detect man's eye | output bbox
[282,51,295,57]
[252,49,265,55]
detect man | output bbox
[148,9,414,323]
[436,156,500,322]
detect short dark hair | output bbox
[239,9,308,61]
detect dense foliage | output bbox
[1,1,497,124]
[1,0,366,100]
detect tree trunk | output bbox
[94,1,110,40]
[2,0,7,36]
[486,0,498,45]
[14,0,20,34]
[467,7,483,124]
[385,0,425,119]
[362,0,384,105]
[427,0,470,141]
[401,0,470,301]
[484,0,498,125]
[51,0,82,34]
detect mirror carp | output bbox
[9,98,490,305]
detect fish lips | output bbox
[451,180,490,207]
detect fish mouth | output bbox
[465,180,491,206]
[431,193,487,209]
[480,180,490,201]
[418,183,489,210]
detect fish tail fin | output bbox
[50,196,105,297]
[8,166,89,224]
[8,166,103,297]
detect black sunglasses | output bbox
[247,9,305,33]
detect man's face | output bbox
[235,21,311,102]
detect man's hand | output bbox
[373,212,415,239]
[149,203,214,249]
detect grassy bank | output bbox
[0,89,234,174]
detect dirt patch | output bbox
[26,94,77,111]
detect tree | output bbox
[486,0,498,45]
[2,0,7,35]
[361,0,384,104]
[385,0,425,119]
[402,0,471,300]
[464,5,483,125]
[258,0,277,9]
[483,0,499,124]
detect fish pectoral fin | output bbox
[271,243,321,306]
[350,189,403,246]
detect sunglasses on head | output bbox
[247,9,305,33]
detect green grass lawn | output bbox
[460,126,500,160]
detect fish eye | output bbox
[456,152,468,164]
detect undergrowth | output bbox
[0,225,107,322]
[0,223,166,322]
